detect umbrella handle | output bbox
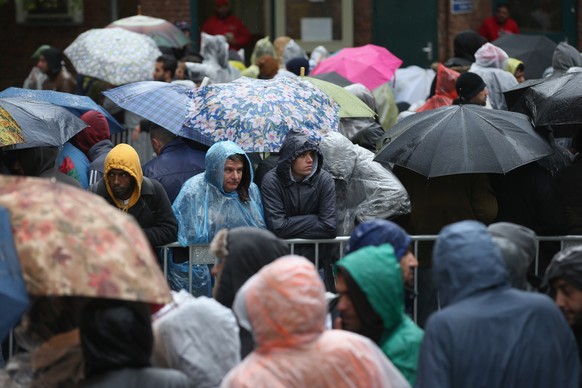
[200,77,210,88]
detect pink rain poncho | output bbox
[221,255,410,388]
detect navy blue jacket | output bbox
[142,138,205,203]
[416,221,579,388]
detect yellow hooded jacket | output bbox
[104,144,142,212]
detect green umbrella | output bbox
[302,77,376,119]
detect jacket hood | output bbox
[344,83,377,112]
[506,57,525,75]
[240,255,326,351]
[41,47,63,76]
[552,42,582,71]
[201,32,229,69]
[250,36,275,66]
[453,30,487,62]
[215,227,290,308]
[474,43,509,69]
[319,132,357,180]
[416,64,459,112]
[488,222,536,290]
[80,300,153,378]
[74,110,110,155]
[204,141,252,198]
[545,245,582,291]
[104,143,143,211]
[276,130,323,184]
[346,219,412,261]
[337,244,405,332]
[152,295,240,387]
[433,220,509,307]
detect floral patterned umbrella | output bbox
[0,175,171,304]
[64,28,162,86]
[183,76,340,152]
[106,15,190,49]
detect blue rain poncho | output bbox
[173,141,265,245]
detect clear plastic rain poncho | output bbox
[469,43,518,110]
[186,33,240,84]
[152,291,240,388]
[320,132,410,235]
[172,141,266,245]
[223,255,411,388]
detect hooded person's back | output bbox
[80,300,193,388]
[416,220,579,388]
[186,33,240,84]
[551,42,582,77]
[73,110,113,186]
[336,244,423,386]
[320,132,410,235]
[212,227,290,357]
[222,255,410,387]
[151,295,240,388]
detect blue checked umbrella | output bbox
[0,206,30,343]
[103,81,193,135]
[183,76,340,152]
[64,28,161,86]
[0,97,87,149]
[0,88,124,134]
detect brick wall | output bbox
[354,0,373,46]
[140,0,191,25]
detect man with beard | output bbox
[91,144,177,250]
[545,245,582,385]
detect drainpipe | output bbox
[110,0,118,22]
[190,0,199,51]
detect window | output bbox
[275,0,353,52]
[16,0,83,24]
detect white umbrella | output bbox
[64,27,162,86]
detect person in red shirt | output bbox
[201,0,251,51]
[479,4,520,42]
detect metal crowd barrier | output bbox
[161,235,582,305]
[7,235,582,361]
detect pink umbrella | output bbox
[311,44,403,91]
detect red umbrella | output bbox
[311,44,403,91]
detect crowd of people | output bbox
[1,0,582,385]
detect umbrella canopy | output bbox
[374,105,554,178]
[183,76,340,152]
[0,206,30,343]
[303,77,376,118]
[492,34,557,80]
[106,15,190,49]
[0,175,172,304]
[102,81,192,135]
[64,28,162,86]
[0,97,86,149]
[309,71,353,87]
[311,44,403,91]
[0,87,124,134]
[506,71,582,127]
[0,106,25,147]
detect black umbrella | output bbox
[309,71,353,87]
[506,71,582,127]
[374,105,554,178]
[492,34,557,80]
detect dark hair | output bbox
[156,54,178,78]
[149,125,177,145]
[227,154,250,202]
